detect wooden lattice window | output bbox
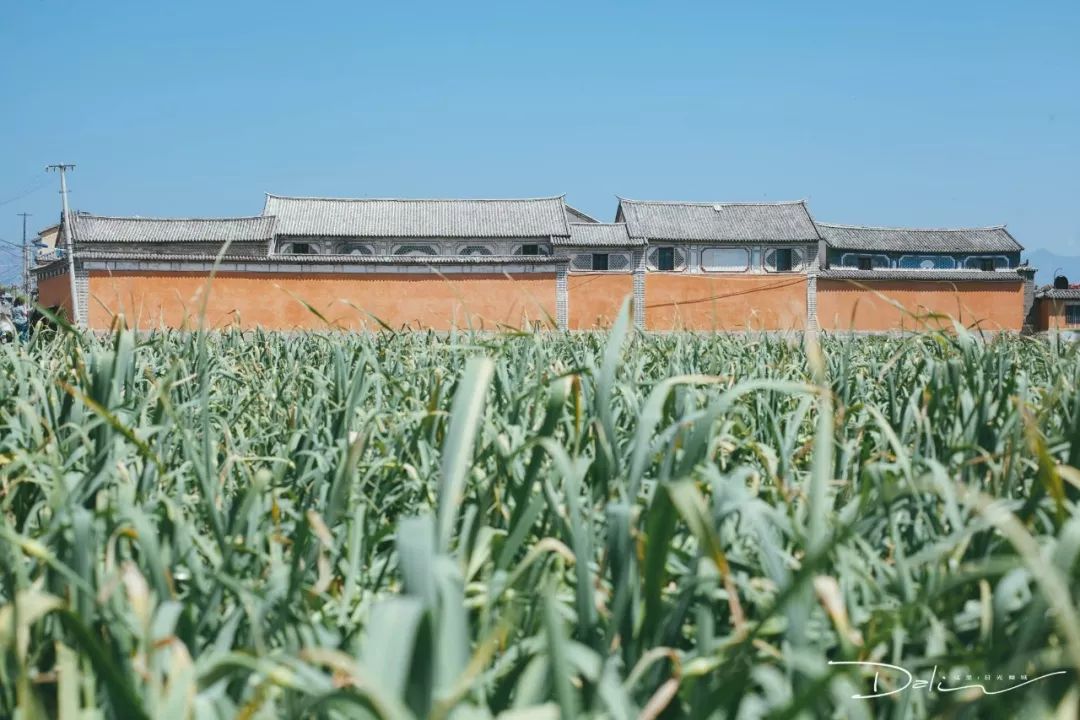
[646,246,686,271]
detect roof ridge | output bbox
[564,205,600,223]
[617,197,808,207]
[817,221,1008,232]
[264,193,568,203]
[76,214,273,222]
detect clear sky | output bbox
[1,0,1078,282]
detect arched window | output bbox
[393,244,437,256]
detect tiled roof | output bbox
[263,194,571,239]
[618,199,820,242]
[76,251,568,266]
[1036,288,1080,299]
[817,223,1022,253]
[71,214,276,243]
[561,223,643,247]
[565,205,600,223]
[819,268,1024,282]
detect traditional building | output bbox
[814,223,1032,332]
[1033,284,1080,332]
[34,192,1041,333]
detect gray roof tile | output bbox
[561,223,643,247]
[619,199,820,242]
[1036,288,1080,299]
[819,268,1024,282]
[817,223,1022,253]
[72,214,275,243]
[264,194,571,238]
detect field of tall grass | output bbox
[2,309,1079,719]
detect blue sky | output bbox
[1,0,1078,282]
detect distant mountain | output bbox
[1023,248,1080,286]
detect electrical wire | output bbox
[0,178,51,208]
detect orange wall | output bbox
[817,280,1024,331]
[88,272,557,331]
[645,273,807,331]
[36,272,73,317]
[568,273,634,329]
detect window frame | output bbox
[700,246,750,273]
[840,252,890,269]
[962,255,1009,271]
[591,253,610,271]
[657,246,675,272]
[857,256,873,271]
[393,244,438,256]
[773,248,793,272]
[899,254,957,270]
[1066,304,1080,326]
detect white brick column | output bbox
[632,249,646,329]
[806,243,819,330]
[75,263,89,329]
[556,267,568,330]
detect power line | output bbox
[0,178,51,208]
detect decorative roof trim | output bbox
[76,251,568,266]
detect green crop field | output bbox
[2,309,1079,719]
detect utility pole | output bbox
[17,212,31,298]
[45,164,80,326]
